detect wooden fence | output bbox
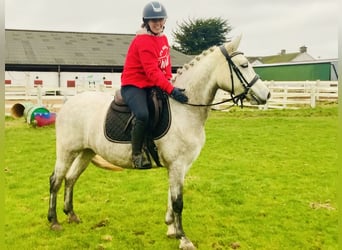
[262,80,338,109]
[5,80,339,115]
[215,80,338,110]
[5,84,116,116]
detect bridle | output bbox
[186,45,260,108]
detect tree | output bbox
[172,17,232,55]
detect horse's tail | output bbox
[91,155,124,171]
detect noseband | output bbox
[186,46,259,108]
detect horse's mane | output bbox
[171,46,216,84]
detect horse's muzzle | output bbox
[248,89,271,105]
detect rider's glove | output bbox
[171,87,188,103]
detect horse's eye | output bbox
[241,63,248,68]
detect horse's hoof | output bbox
[179,236,196,250]
[68,214,81,223]
[50,223,63,231]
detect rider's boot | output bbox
[131,119,152,169]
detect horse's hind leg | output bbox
[48,155,76,230]
[63,149,95,223]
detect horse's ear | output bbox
[226,34,242,52]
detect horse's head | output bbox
[216,35,270,105]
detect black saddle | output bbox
[104,87,171,166]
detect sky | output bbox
[4,0,339,59]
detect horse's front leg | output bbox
[165,189,176,237]
[166,169,196,250]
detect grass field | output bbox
[4,104,338,249]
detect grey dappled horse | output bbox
[48,36,270,250]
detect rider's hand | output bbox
[171,88,188,103]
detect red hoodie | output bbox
[121,29,174,94]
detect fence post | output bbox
[283,84,288,108]
[268,80,274,109]
[37,85,43,106]
[316,80,321,101]
[310,81,316,108]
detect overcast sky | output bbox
[5,0,339,59]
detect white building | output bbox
[5,29,191,90]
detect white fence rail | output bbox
[5,80,339,115]
[215,80,338,110]
[5,84,118,115]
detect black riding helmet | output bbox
[142,1,167,21]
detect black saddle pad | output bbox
[104,93,171,143]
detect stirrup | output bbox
[132,153,152,169]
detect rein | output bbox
[185,45,259,108]
[185,93,245,108]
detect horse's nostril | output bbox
[267,92,271,99]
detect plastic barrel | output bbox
[11,103,50,124]
[35,112,56,127]
[11,103,29,118]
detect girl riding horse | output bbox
[121,1,188,169]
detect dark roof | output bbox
[5,29,191,71]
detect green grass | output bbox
[4,104,338,249]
